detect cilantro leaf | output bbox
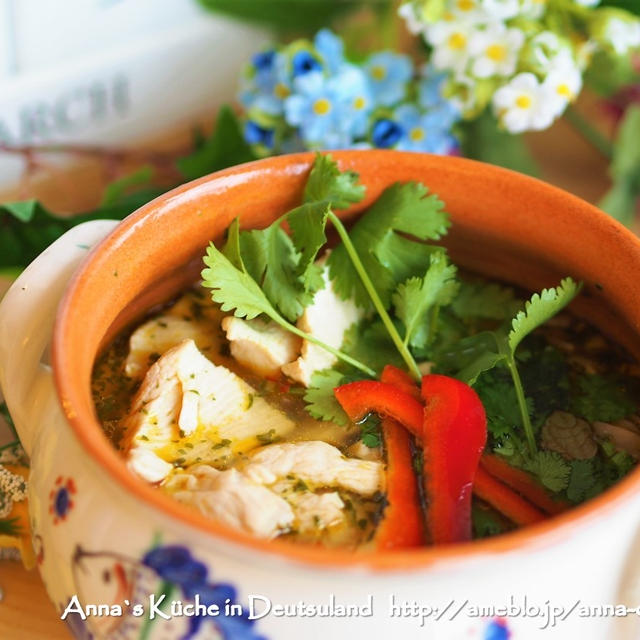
[342,319,406,374]
[524,451,571,493]
[566,459,597,504]
[437,331,504,385]
[452,279,522,321]
[202,242,274,319]
[392,251,459,349]
[570,374,637,423]
[304,370,348,426]
[303,153,365,209]
[508,278,581,353]
[360,414,382,448]
[472,502,507,539]
[328,182,450,308]
[286,202,330,292]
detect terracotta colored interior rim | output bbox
[53,151,640,571]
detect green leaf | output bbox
[566,459,597,503]
[177,105,257,181]
[472,502,507,539]
[460,110,540,176]
[0,198,137,270]
[328,182,450,308]
[202,242,274,320]
[100,166,155,206]
[196,0,364,33]
[452,279,522,321]
[437,332,504,385]
[304,370,348,426]
[599,106,640,226]
[342,318,406,374]
[508,278,581,354]
[392,251,458,349]
[524,451,571,492]
[0,517,22,537]
[303,153,365,209]
[570,374,637,423]
[600,0,640,16]
[287,202,330,291]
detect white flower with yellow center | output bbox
[469,23,525,78]
[519,0,547,19]
[426,19,477,75]
[604,17,640,55]
[479,0,521,20]
[492,72,556,133]
[398,2,425,35]
[450,0,489,23]
[542,53,583,118]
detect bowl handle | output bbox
[0,220,119,456]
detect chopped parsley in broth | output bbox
[91,154,640,550]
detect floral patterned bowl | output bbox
[2,151,640,640]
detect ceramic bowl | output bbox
[2,151,640,640]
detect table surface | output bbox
[0,103,626,639]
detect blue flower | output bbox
[284,72,353,148]
[240,51,291,116]
[244,121,276,149]
[338,65,374,138]
[418,64,450,109]
[393,104,458,154]
[314,29,345,74]
[292,50,322,77]
[371,118,403,148]
[364,51,413,107]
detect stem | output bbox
[506,357,537,456]
[564,106,614,159]
[327,211,422,381]
[270,313,376,378]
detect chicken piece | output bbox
[221,316,301,377]
[286,491,345,533]
[121,340,295,483]
[243,441,384,497]
[166,465,294,539]
[281,266,361,387]
[124,292,223,379]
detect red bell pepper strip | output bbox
[375,418,425,550]
[421,374,487,544]
[474,466,547,526]
[334,381,423,436]
[380,364,421,399]
[480,454,570,516]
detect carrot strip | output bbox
[480,454,570,516]
[473,466,547,526]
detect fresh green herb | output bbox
[304,370,349,426]
[256,429,278,444]
[328,181,449,309]
[566,459,597,503]
[451,279,522,321]
[523,450,571,492]
[443,278,581,454]
[570,374,637,423]
[392,250,459,350]
[472,502,506,539]
[360,414,382,448]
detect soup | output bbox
[92,154,640,550]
